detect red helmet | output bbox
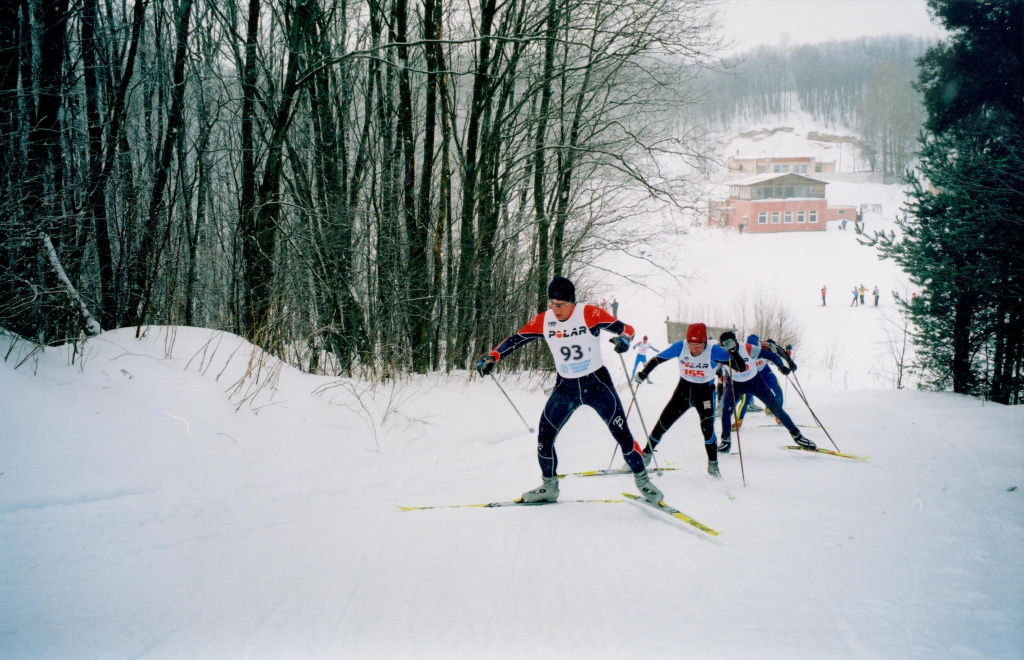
[686,323,707,344]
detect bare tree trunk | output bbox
[393,0,431,373]
[306,0,362,372]
[418,0,441,370]
[455,0,497,366]
[243,0,310,343]
[24,0,70,342]
[532,0,558,309]
[0,0,21,328]
[238,0,261,336]
[96,0,146,328]
[131,0,194,331]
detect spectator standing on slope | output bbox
[821,285,827,306]
[632,323,724,478]
[859,285,866,305]
[851,286,860,307]
[476,276,664,505]
[873,286,880,306]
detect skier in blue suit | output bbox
[713,332,815,453]
[734,334,785,429]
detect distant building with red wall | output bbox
[707,173,857,233]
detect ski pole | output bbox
[728,368,746,487]
[786,370,839,451]
[607,379,641,469]
[617,352,659,474]
[488,373,535,434]
[618,353,650,440]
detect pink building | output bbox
[707,173,856,233]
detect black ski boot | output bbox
[792,432,816,451]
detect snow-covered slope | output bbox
[2,117,1022,659]
[2,325,1022,659]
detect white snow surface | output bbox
[3,126,1023,658]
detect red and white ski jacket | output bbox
[489,304,634,379]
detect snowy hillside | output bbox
[1,326,1022,658]
[594,115,915,390]
[3,120,1022,658]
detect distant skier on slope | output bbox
[714,331,816,454]
[632,322,725,479]
[630,335,659,378]
[476,276,664,505]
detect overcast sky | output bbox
[716,0,948,53]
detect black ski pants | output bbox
[536,367,645,478]
[649,379,717,462]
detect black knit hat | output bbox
[547,276,576,303]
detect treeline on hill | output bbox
[0,0,720,376]
[690,36,931,179]
[863,0,1024,405]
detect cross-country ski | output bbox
[397,498,624,511]
[621,493,720,536]
[782,445,868,461]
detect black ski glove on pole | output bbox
[719,331,747,372]
[611,335,630,353]
[476,355,495,377]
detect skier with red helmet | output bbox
[632,322,727,478]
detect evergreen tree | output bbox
[864,0,1024,403]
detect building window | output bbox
[797,211,805,223]
[784,211,793,223]
[757,164,767,174]
[775,186,783,197]
[785,186,794,198]
[773,164,789,173]
[809,210,818,223]
[795,164,807,173]
[758,212,767,224]
[771,212,780,224]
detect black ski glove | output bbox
[719,331,747,372]
[611,335,630,353]
[476,355,495,377]
[633,369,648,384]
[768,339,797,372]
[778,364,791,376]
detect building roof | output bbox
[729,173,828,187]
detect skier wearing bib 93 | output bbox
[475,276,664,505]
